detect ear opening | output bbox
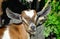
[6,8,21,20]
[6,8,22,24]
[36,16,46,25]
[40,5,51,16]
[37,5,51,16]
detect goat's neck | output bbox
[2,24,30,39]
[9,24,30,39]
[0,28,6,39]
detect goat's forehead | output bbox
[23,10,35,18]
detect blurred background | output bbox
[44,0,60,39]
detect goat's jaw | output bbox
[23,23,36,35]
[27,28,36,35]
[26,29,36,35]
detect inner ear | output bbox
[6,8,21,20]
[37,5,51,16]
[40,5,51,16]
[36,16,46,25]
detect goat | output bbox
[0,4,51,39]
[0,0,51,39]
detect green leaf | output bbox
[57,37,60,39]
[58,6,60,10]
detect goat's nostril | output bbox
[31,26,35,30]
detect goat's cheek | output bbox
[24,24,29,31]
[28,27,31,30]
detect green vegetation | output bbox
[44,0,60,39]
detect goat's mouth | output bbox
[28,30,36,35]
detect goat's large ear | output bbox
[37,5,51,16]
[6,8,22,23]
[6,8,21,20]
[36,5,51,25]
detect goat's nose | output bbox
[31,26,36,31]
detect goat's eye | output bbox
[25,17,30,20]
[25,17,28,19]
[40,19,44,22]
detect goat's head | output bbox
[6,5,51,35]
[21,10,37,34]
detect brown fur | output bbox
[9,23,29,39]
[0,28,6,39]
[0,23,29,39]
[21,10,37,24]
[0,0,7,15]
[0,0,3,16]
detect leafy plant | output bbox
[43,0,60,39]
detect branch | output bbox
[37,0,51,15]
[41,0,51,11]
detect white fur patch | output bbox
[26,0,33,2]
[24,10,34,18]
[39,16,45,21]
[2,28,10,39]
[27,33,30,39]
[38,0,41,2]
[34,15,37,21]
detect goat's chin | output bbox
[28,31,36,35]
[30,32,36,35]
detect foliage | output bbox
[43,0,60,39]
